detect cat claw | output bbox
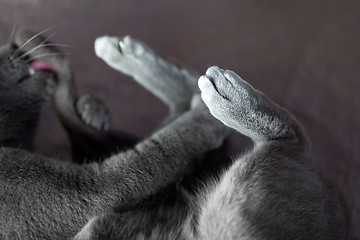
[75,93,112,131]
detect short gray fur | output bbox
[0,32,227,240]
[0,32,346,240]
[75,36,346,239]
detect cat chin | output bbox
[41,71,57,98]
[28,60,57,97]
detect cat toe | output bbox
[119,35,141,56]
[76,94,112,131]
[224,70,253,94]
[198,75,217,102]
[199,66,233,103]
[95,35,157,76]
[198,73,229,124]
[205,66,225,80]
[121,35,156,61]
[94,36,122,61]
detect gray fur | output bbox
[196,67,345,239]
[75,36,346,239]
[94,36,200,118]
[0,32,227,240]
[0,31,346,240]
[0,43,54,150]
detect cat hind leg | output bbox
[94,36,199,118]
[199,66,307,145]
[75,93,112,131]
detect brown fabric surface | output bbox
[1,0,359,238]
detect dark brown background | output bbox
[0,0,359,238]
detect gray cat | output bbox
[0,30,346,240]
[0,30,227,240]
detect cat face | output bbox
[0,42,56,103]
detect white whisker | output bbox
[20,43,70,59]
[13,26,55,57]
[26,52,71,62]
[42,32,56,43]
[23,31,57,56]
[15,32,55,61]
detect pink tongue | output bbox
[29,60,53,72]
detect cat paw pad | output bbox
[76,93,112,131]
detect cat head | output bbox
[0,30,59,148]
[0,38,56,106]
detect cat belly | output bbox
[196,159,252,240]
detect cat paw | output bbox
[198,66,259,131]
[95,36,198,90]
[94,35,155,76]
[75,93,112,131]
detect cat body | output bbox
[0,31,346,239]
[78,36,346,240]
[0,30,227,239]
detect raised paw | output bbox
[198,66,269,136]
[199,67,246,126]
[198,66,297,141]
[95,35,199,116]
[94,35,155,76]
[75,93,112,131]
